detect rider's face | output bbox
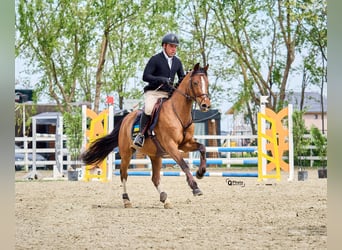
[163,43,177,57]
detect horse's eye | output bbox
[193,81,199,86]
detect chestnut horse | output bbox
[81,63,211,208]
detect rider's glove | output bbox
[158,77,171,84]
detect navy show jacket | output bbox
[142,52,185,93]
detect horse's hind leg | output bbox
[120,154,133,208]
[150,156,172,209]
[121,179,132,208]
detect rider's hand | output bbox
[158,77,171,84]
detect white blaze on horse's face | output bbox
[201,76,207,94]
[198,74,210,112]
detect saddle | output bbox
[131,98,167,155]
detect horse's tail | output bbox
[81,114,126,166]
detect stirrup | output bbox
[133,133,145,147]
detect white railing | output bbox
[298,145,327,167]
[15,133,326,171]
[15,134,80,171]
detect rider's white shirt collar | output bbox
[163,50,173,69]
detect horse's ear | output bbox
[204,64,209,72]
[193,63,200,71]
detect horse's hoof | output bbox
[164,202,173,209]
[193,188,203,196]
[196,170,204,179]
[160,192,168,203]
[123,199,132,208]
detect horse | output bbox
[81,63,211,208]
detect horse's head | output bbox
[188,63,211,112]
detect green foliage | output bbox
[292,110,310,167]
[15,103,35,136]
[310,126,327,168]
[63,107,82,161]
[16,0,96,111]
[16,0,327,119]
[16,0,179,111]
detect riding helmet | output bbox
[161,33,179,46]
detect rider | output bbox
[133,33,185,148]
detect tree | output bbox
[89,0,176,112]
[176,0,231,107]
[16,0,96,113]
[16,0,327,134]
[100,0,177,111]
[310,126,327,168]
[300,0,327,133]
[16,0,177,113]
[292,110,310,167]
[192,0,326,134]
[63,107,83,168]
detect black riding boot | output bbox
[133,113,151,147]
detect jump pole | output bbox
[288,104,294,181]
[113,158,258,165]
[205,147,257,153]
[106,104,114,181]
[112,145,259,177]
[113,171,258,177]
[112,155,259,177]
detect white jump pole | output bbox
[107,104,114,181]
[31,116,37,176]
[81,105,87,179]
[54,113,63,178]
[288,104,294,181]
[260,96,268,177]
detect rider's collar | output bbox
[163,50,173,59]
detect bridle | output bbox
[170,71,210,107]
[169,70,210,131]
[188,72,210,107]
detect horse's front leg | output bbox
[150,156,172,208]
[178,158,203,196]
[180,141,207,179]
[165,145,203,196]
[195,143,207,179]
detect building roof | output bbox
[192,109,221,122]
[286,91,327,113]
[31,112,62,125]
[225,91,327,115]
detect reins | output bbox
[171,101,193,131]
